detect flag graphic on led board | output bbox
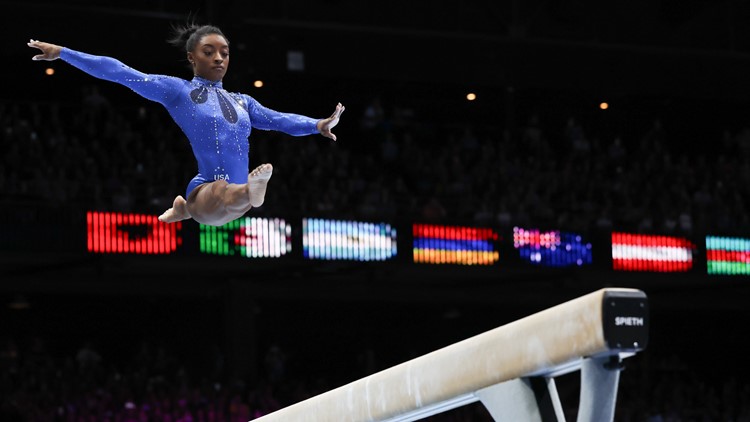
[303,218,397,261]
[513,227,592,267]
[413,224,499,265]
[87,211,182,254]
[200,217,291,258]
[706,236,750,275]
[612,232,695,272]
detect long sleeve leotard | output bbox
[60,48,321,198]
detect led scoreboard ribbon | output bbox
[612,232,695,272]
[200,217,292,258]
[706,236,750,275]
[86,211,731,279]
[513,227,592,267]
[87,211,182,254]
[412,224,499,265]
[303,218,397,261]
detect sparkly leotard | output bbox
[60,48,320,198]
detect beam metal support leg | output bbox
[477,377,565,422]
[576,355,623,422]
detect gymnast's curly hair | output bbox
[167,21,229,53]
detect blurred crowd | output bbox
[3,85,750,236]
[0,335,288,422]
[3,82,750,421]
[2,332,750,421]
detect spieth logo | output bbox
[615,316,644,327]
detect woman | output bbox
[28,23,344,227]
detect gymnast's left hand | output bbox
[317,102,345,141]
[27,39,62,61]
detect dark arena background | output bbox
[3,0,750,420]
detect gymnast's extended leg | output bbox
[159,163,273,226]
[158,195,192,223]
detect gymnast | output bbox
[28,23,344,227]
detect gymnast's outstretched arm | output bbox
[242,94,345,141]
[28,39,182,106]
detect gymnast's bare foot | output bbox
[248,163,273,208]
[158,195,191,223]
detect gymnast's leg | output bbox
[246,163,273,208]
[158,195,191,223]
[160,163,273,227]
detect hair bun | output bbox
[167,22,227,53]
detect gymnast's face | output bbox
[188,33,229,82]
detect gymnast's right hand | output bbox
[28,39,62,61]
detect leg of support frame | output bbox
[576,355,623,422]
[476,377,565,422]
[535,377,566,421]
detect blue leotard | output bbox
[60,48,321,198]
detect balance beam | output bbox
[252,287,648,422]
